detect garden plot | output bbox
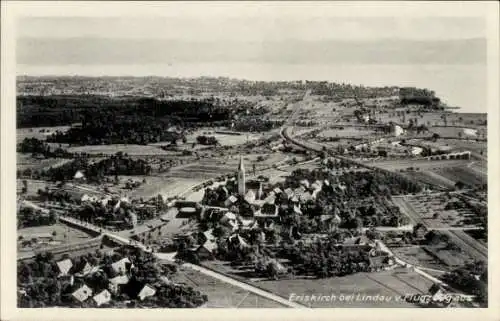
[390,246,447,271]
[405,194,480,229]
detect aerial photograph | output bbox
[13,4,489,309]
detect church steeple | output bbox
[238,155,246,196]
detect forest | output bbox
[40,153,151,182]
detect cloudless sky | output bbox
[15,5,489,112]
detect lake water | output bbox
[18,63,487,113]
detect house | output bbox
[108,275,130,294]
[93,289,111,307]
[263,194,276,204]
[56,259,73,277]
[299,179,310,189]
[81,194,98,203]
[74,170,85,181]
[138,284,156,301]
[221,212,237,222]
[368,256,386,272]
[229,234,250,249]
[332,213,342,225]
[355,235,373,246]
[111,258,133,275]
[299,191,313,203]
[101,196,112,206]
[284,188,294,199]
[244,190,256,204]
[72,284,93,303]
[224,195,238,208]
[310,182,322,192]
[202,229,216,242]
[293,186,306,197]
[72,260,94,276]
[218,211,237,229]
[273,187,283,195]
[196,239,218,260]
[238,218,255,229]
[254,204,279,219]
[429,283,448,304]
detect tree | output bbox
[22,180,28,194]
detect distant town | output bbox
[16,76,487,308]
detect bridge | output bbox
[423,151,471,161]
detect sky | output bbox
[17,16,486,66]
[14,7,490,112]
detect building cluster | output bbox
[19,256,158,307]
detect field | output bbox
[67,144,171,156]
[166,154,288,180]
[171,266,285,308]
[401,171,455,189]
[443,139,487,156]
[185,129,263,147]
[125,176,199,200]
[17,223,93,253]
[430,126,486,139]
[400,194,481,229]
[370,158,470,172]
[17,153,72,172]
[17,126,71,143]
[17,179,56,197]
[255,268,434,308]
[390,246,446,271]
[421,245,476,268]
[432,166,486,187]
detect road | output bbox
[282,125,488,294]
[48,215,306,308]
[184,263,306,308]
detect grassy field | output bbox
[17,223,93,253]
[166,153,288,180]
[172,266,286,308]
[401,171,455,189]
[125,176,199,200]
[17,179,56,197]
[432,166,486,187]
[255,267,433,308]
[430,126,486,139]
[17,126,71,143]
[17,153,72,172]
[66,144,171,155]
[391,246,448,271]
